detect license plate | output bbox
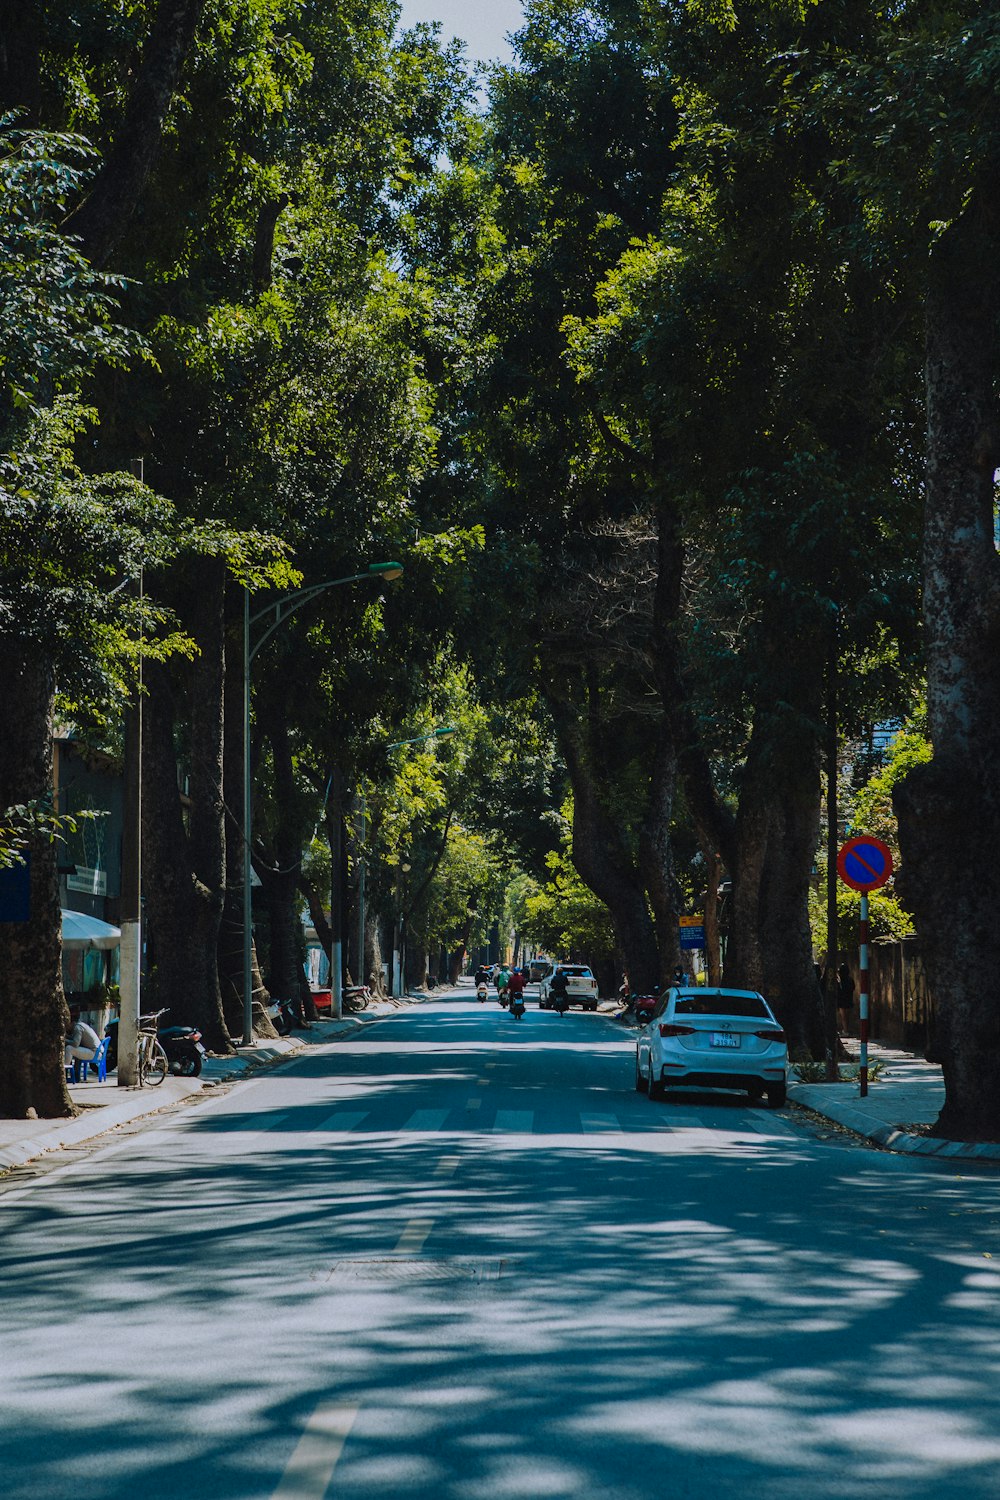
[194,1041,207,1054]
[710,1032,740,1048]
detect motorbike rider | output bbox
[548,967,570,1010]
[474,964,491,988]
[495,964,512,1002]
[507,968,527,1005]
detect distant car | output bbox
[539,964,600,1011]
[635,987,788,1106]
[528,957,553,983]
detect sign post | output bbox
[836,835,893,1096]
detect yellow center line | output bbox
[271,1401,358,1499]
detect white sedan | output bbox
[635,987,788,1106]
[539,964,600,1010]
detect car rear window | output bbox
[560,967,592,977]
[674,994,770,1018]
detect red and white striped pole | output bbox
[858,892,869,1097]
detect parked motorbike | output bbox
[268,997,301,1035]
[632,994,658,1026]
[158,1022,207,1075]
[104,1012,207,1076]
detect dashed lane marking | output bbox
[271,1401,358,1499]
[394,1217,434,1254]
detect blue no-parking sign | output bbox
[837,835,893,893]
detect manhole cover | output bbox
[314,1257,507,1284]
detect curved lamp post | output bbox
[242,562,403,1045]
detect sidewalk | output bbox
[788,1040,1000,1163]
[0,1003,402,1175]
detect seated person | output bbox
[65,1012,102,1073]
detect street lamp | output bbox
[387,727,457,750]
[354,727,457,1000]
[242,561,403,1046]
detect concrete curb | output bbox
[787,1084,1000,1163]
[0,1077,204,1172]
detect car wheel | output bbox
[635,1051,648,1094]
[766,1082,787,1108]
[648,1061,664,1101]
[746,1085,764,1104]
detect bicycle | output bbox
[137,1009,169,1087]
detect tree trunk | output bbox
[253,194,291,292]
[218,595,272,1037]
[895,185,1000,1140]
[702,850,723,986]
[638,734,681,984]
[725,700,826,1059]
[366,906,387,996]
[64,0,209,266]
[0,2,41,121]
[449,901,474,983]
[551,697,660,992]
[257,704,306,1006]
[0,654,71,1118]
[405,945,427,990]
[142,562,231,1051]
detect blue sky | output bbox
[397,0,526,66]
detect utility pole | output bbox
[119,469,144,1087]
[329,768,343,1021]
[118,688,141,1087]
[824,609,840,1080]
[355,791,366,988]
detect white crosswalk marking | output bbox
[220,1112,290,1133]
[402,1109,451,1131]
[492,1110,533,1133]
[312,1112,369,1133]
[741,1110,799,1138]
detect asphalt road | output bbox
[4,987,1000,1500]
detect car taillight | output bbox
[659,1023,695,1037]
[754,1029,786,1043]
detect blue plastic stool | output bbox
[74,1036,110,1083]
